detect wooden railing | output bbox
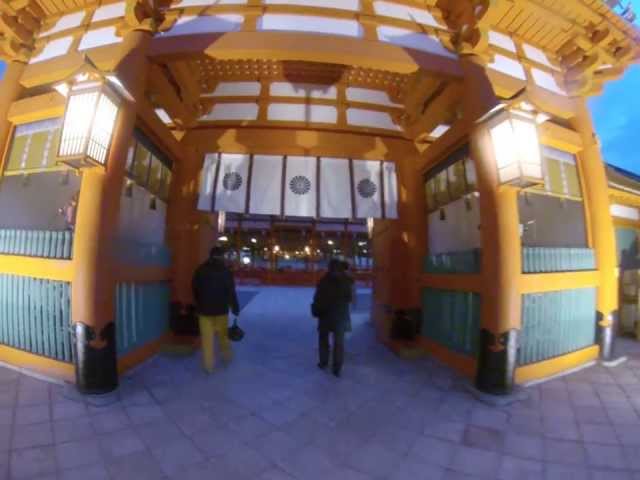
[116,282,170,356]
[0,274,73,363]
[0,229,73,259]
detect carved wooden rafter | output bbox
[0,1,44,62]
[436,0,504,61]
[120,0,179,35]
[558,23,639,96]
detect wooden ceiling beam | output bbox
[199,96,404,116]
[166,60,204,120]
[137,96,185,165]
[402,72,445,123]
[7,91,65,124]
[402,81,462,140]
[147,63,199,128]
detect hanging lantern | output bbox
[486,107,544,188]
[54,60,132,170]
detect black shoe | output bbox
[332,369,341,378]
[317,363,328,370]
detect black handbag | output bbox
[228,317,245,342]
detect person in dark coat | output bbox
[312,259,354,377]
[192,246,240,373]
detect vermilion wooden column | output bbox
[71,31,151,394]
[462,57,521,395]
[371,149,425,343]
[0,62,26,172]
[167,145,216,336]
[571,99,619,361]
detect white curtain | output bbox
[197,152,399,220]
[197,153,218,212]
[249,155,284,215]
[284,156,317,217]
[214,153,251,213]
[383,161,399,219]
[319,157,352,218]
[352,159,383,218]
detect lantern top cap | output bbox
[477,89,550,126]
[53,56,134,102]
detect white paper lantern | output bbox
[488,109,544,187]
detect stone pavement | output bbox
[1,286,640,480]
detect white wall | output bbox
[117,183,167,246]
[518,194,587,247]
[428,195,481,255]
[116,182,169,265]
[0,172,81,230]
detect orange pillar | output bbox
[71,31,151,394]
[390,152,424,310]
[0,62,26,172]
[462,57,521,394]
[371,149,424,343]
[571,99,619,361]
[167,145,216,336]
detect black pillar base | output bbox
[72,322,118,395]
[169,302,199,336]
[390,308,421,341]
[475,328,519,396]
[596,311,618,362]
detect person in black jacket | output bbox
[312,259,354,377]
[192,246,240,373]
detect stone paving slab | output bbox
[1,286,640,479]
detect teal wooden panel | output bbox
[60,282,72,362]
[522,247,596,273]
[421,288,480,357]
[519,288,596,365]
[0,274,72,362]
[423,249,481,274]
[19,276,26,350]
[116,282,170,356]
[0,229,73,259]
[115,242,172,268]
[615,227,638,267]
[28,277,36,355]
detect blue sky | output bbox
[588,67,640,175]
[0,9,638,175]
